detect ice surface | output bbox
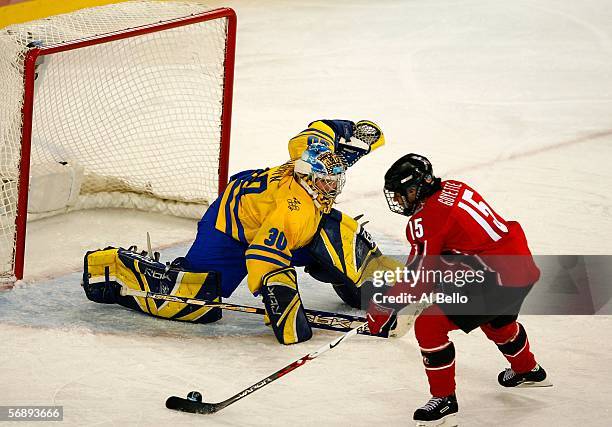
[2,0,612,425]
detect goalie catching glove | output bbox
[313,119,385,167]
[335,120,385,167]
[260,266,312,345]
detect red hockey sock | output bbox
[414,305,459,397]
[481,321,537,373]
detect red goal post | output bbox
[0,1,236,282]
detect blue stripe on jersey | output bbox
[223,180,240,237]
[221,169,270,243]
[233,181,247,243]
[232,173,268,244]
[247,245,292,261]
[245,254,289,268]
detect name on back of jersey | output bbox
[437,181,462,207]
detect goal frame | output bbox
[12,7,237,281]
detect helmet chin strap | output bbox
[399,194,414,216]
[299,178,322,209]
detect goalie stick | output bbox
[166,322,369,414]
[119,286,378,336]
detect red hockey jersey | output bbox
[403,180,540,288]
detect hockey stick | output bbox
[165,322,369,414]
[119,286,377,336]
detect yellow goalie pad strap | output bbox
[280,295,302,343]
[85,247,120,281]
[261,266,298,291]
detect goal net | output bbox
[0,1,236,282]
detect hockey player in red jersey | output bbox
[367,154,550,426]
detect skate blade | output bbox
[516,378,553,388]
[415,413,458,427]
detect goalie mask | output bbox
[294,143,346,214]
[384,153,441,216]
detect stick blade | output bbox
[166,396,220,414]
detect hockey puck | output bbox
[186,391,202,403]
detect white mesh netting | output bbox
[0,1,232,279]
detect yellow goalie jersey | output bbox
[215,163,321,293]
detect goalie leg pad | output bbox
[260,267,312,345]
[82,248,122,304]
[306,208,380,308]
[83,247,222,324]
[307,208,380,286]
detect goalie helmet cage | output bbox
[0,1,236,282]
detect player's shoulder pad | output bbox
[307,120,338,142]
[288,121,335,161]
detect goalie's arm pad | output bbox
[288,120,337,161]
[260,267,312,345]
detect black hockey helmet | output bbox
[384,153,441,216]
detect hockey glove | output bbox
[366,301,397,337]
[337,120,385,167]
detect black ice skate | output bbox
[498,364,552,388]
[413,394,458,427]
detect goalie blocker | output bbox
[82,247,222,324]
